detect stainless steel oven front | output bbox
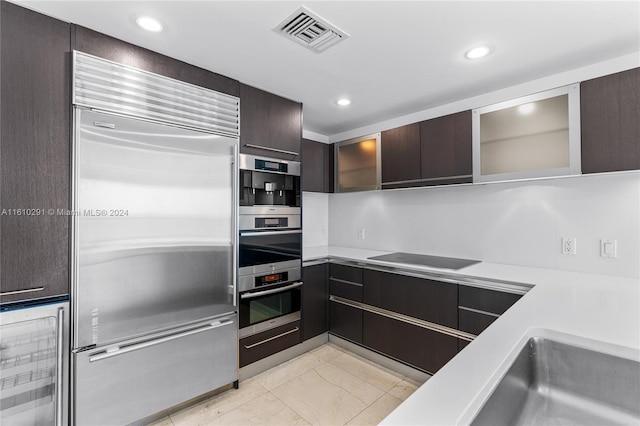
[238,229,302,338]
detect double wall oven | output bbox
[238,154,302,339]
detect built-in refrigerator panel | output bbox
[73,109,237,349]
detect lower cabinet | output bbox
[363,312,458,374]
[302,263,328,341]
[239,321,301,367]
[329,301,363,344]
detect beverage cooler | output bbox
[0,300,69,425]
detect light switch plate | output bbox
[600,239,617,258]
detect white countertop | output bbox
[303,245,640,425]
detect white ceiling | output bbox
[13,1,640,137]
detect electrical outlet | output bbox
[357,228,366,240]
[561,237,576,255]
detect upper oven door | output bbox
[239,230,302,270]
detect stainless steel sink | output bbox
[471,337,640,425]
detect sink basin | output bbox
[471,337,640,425]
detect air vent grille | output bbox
[73,51,239,136]
[275,7,349,53]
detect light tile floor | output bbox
[149,343,427,426]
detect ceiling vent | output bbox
[274,7,349,54]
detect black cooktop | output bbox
[367,252,480,270]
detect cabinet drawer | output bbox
[329,264,363,301]
[364,269,457,328]
[459,286,522,315]
[330,264,363,284]
[75,316,237,425]
[458,307,499,335]
[239,321,301,367]
[363,312,458,374]
[329,278,363,301]
[329,301,362,344]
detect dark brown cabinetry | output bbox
[363,270,458,328]
[379,111,472,190]
[1,2,71,304]
[363,312,459,373]
[457,286,523,351]
[420,110,473,185]
[301,139,334,193]
[240,84,302,161]
[328,264,363,344]
[302,263,329,341]
[71,25,239,97]
[381,123,421,188]
[580,67,640,173]
[362,269,459,373]
[239,320,301,367]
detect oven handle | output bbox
[240,281,303,299]
[240,229,302,237]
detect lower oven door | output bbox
[239,281,302,338]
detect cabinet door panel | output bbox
[381,123,421,186]
[329,301,362,344]
[363,312,458,374]
[302,264,328,341]
[302,139,332,193]
[458,309,498,335]
[364,270,457,328]
[581,68,640,173]
[71,25,239,97]
[459,286,522,315]
[330,264,363,284]
[1,2,70,303]
[240,84,302,160]
[420,111,472,183]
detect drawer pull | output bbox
[244,144,299,157]
[244,327,299,349]
[1,287,45,296]
[329,277,363,287]
[330,295,476,342]
[89,320,233,362]
[458,306,501,318]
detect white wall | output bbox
[328,172,640,278]
[302,192,329,248]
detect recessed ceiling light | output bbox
[337,98,351,106]
[136,16,163,32]
[465,46,491,60]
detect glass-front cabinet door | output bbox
[472,84,581,183]
[334,133,381,192]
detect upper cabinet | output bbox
[1,2,71,304]
[421,111,473,185]
[580,67,640,174]
[301,139,334,193]
[240,84,303,161]
[335,133,381,192]
[472,84,581,183]
[380,112,472,190]
[71,26,239,97]
[381,123,421,188]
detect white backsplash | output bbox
[326,172,640,278]
[302,192,329,248]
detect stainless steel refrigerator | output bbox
[71,53,240,425]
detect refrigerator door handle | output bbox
[56,306,64,426]
[88,320,234,363]
[240,281,303,300]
